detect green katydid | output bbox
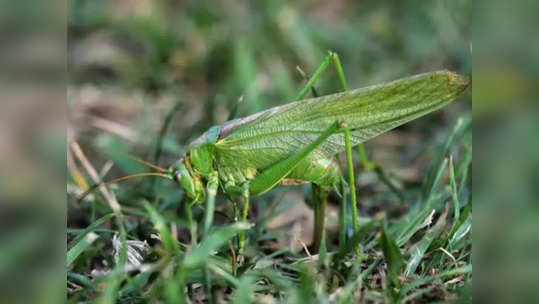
[83,51,469,253]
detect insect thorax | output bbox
[188,123,341,191]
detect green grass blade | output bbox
[183,222,249,269]
[405,207,449,276]
[66,232,99,267]
[335,218,379,262]
[68,271,93,288]
[423,157,449,203]
[68,213,114,251]
[231,275,255,304]
[119,268,153,296]
[318,230,329,269]
[143,201,179,255]
[422,115,471,200]
[456,144,472,196]
[394,191,450,246]
[336,265,362,303]
[297,265,316,304]
[449,156,460,221]
[97,215,127,304]
[448,207,472,247]
[400,265,472,297]
[430,201,472,251]
[378,221,404,287]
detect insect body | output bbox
[169,67,469,251]
[78,53,469,252]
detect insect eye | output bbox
[173,170,181,182]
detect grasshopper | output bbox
[85,52,469,252]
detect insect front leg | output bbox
[312,184,329,252]
[339,177,347,252]
[203,171,219,238]
[239,183,250,254]
[223,181,250,256]
[343,125,360,254]
[201,171,218,304]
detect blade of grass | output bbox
[374,164,406,202]
[394,191,450,246]
[335,264,362,303]
[144,201,180,255]
[97,217,127,304]
[456,144,472,197]
[404,206,449,276]
[449,215,472,247]
[68,213,114,251]
[424,157,449,203]
[334,217,379,262]
[119,264,155,296]
[297,265,316,304]
[378,221,404,288]
[68,271,93,288]
[318,230,329,270]
[231,275,255,304]
[183,222,250,269]
[449,156,460,221]
[422,116,471,200]
[208,263,240,286]
[430,201,472,251]
[399,264,472,297]
[66,232,99,267]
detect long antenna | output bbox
[77,172,171,202]
[112,151,168,173]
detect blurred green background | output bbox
[474,1,539,303]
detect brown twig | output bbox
[229,240,237,276]
[70,141,122,212]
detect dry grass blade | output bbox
[70,141,121,212]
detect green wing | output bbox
[214,70,469,178]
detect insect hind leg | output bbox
[312,184,329,252]
[343,125,361,254]
[295,51,348,100]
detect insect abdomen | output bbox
[286,157,340,189]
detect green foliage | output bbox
[67,229,100,267]
[183,222,249,269]
[378,221,405,289]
